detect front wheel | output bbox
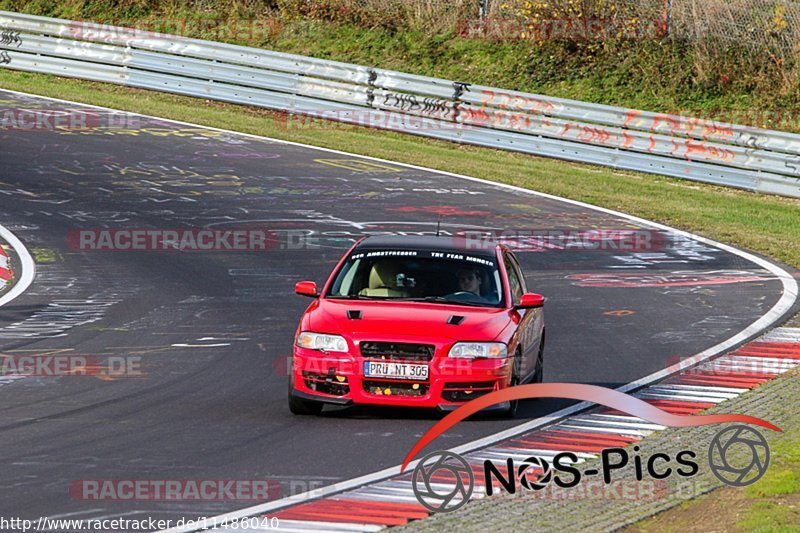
[288,372,323,415]
[532,333,545,384]
[497,350,522,418]
[288,390,324,416]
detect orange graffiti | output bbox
[577,126,611,144]
[652,113,681,134]
[624,110,641,128]
[622,131,634,148]
[479,89,557,114]
[604,310,636,316]
[464,107,493,127]
[684,140,736,162]
[702,121,735,139]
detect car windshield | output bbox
[326,249,505,307]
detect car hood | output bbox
[303,298,512,342]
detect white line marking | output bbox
[636,392,728,403]
[171,343,231,348]
[649,384,750,394]
[0,89,794,532]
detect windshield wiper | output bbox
[328,295,393,300]
[396,296,490,307]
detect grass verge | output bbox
[628,419,800,532]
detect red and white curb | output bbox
[0,227,36,387]
[205,327,800,531]
[0,243,13,288]
[0,223,34,308]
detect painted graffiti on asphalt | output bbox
[567,270,776,288]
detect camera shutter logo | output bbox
[412,451,473,513]
[518,456,552,491]
[708,425,770,487]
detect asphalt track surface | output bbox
[0,89,795,527]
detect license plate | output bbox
[363,361,429,381]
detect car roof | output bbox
[353,235,500,259]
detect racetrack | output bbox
[0,89,795,527]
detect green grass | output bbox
[735,427,800,530]
[2,68,799,270]
[738,501,799,532]
[746,434,800,498]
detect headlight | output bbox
[448,342,508,359]
[296,332,348,353]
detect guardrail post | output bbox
[366,67,377,108]
[452,81,471,121]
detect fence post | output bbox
[480,0,490,20]
[664,0,672,38]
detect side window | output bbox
[504,254,524,305]
[509,254,528,293]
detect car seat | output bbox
[358,260,409,298]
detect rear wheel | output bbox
[288,373,324,416]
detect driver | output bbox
[456,267,482,295]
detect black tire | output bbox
[288,374,324,415]
[288,391,324,416]
[532,332,545,384]
[497,350,522,418]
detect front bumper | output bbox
[290,346,513,410]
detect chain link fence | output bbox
[275,0,800,56]
[669,0,800,55]
[488,0,800,55]
[274,0,480,32]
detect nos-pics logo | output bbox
[402,384,778,514]
[412,424,771,513]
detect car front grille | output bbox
[359,341,435,362]
[363,380,429,397]
[303,371,349,396]
[442,381,496,402]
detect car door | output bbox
[506,251,543,381]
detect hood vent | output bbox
[447,315,466,325]
[347,310,362,320]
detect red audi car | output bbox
[288,235,545,417]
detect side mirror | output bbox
[517,293,545,309]
[295,281,319,298]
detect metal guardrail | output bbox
[2,11,800,198]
